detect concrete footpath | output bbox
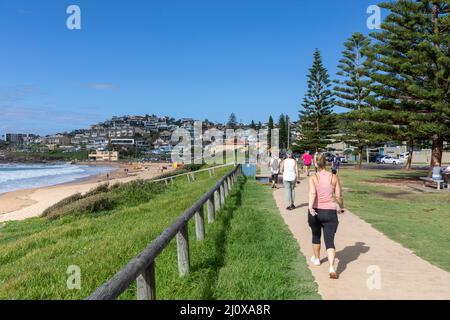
[273,176,450,300]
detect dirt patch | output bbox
[374,191,414,199]
[366,178,423,188]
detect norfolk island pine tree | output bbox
[365,0,450,172]
[298,49,337,153]
[334,32,379,169]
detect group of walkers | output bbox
[269,150,345,279]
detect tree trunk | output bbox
[357,147,363,169]
[428,134,443,177]
[405,139,414,170]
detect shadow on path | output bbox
[335,242,370,275]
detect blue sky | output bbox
[0,0,381,135]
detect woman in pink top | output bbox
[302,151,313,176]
[308,153,345,279]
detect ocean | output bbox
[0,163,115,195]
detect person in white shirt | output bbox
[269,154,280,189]
[280,150,300,210]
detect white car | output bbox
[380,156,405,165]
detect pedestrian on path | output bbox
[332,153,341,175]
[280,150,299,211]
[269,153,280,189]
[302,151,313,176]
[308,153,345,279]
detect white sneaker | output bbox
[310,256,321,266]
[329,266,338,279]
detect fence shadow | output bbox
[190,177,246,299]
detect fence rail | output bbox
[152,163,235,185]
[87,164,242,300]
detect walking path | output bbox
[273,175,450,300]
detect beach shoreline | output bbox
[0,162,173,223]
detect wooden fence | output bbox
[87,164,242,300]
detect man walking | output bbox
[269,153,280,188]
[280,150,299,210]
[332,153,341,175]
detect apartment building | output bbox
[88,150,119,162]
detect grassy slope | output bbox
[339,168,450,272]
[0,169,319,300]
[0,168,230,299]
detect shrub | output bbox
[84,183,110,197]
[184,164,203,172]
[113,179,167,205]
[45,193,115,220]
[42,193,84,217]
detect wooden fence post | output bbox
[220,184,225,205]
[136,261,156,300]
[176,224,190,276]
[207,196,215,223]
[171,177,174,185]
[187,174,191,183]
[195,206,205,241]
[214,190,220,211]
[224,180,229,198]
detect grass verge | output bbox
[0,168,319,300]
[339,168,450,272]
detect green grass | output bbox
[339,168,450,272]
[9,151,88,161]
[0,167,229,299]
[0,168,319,300]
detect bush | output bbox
[84,183,110,197]
[184,164,203,172]
[42,193,84,217]
[113,179,167,206]
[45,193,115,220]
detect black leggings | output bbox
[308,209,339,250]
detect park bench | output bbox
[420,166,448,190]
[419,177,445,190]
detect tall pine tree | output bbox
[298,49,337,152]
[334,33,383,168]
[366,0,450,171]
[278,114,287,150]
[267,115,274,151]
[227,113,238,129]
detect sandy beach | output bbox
[0,162,173,223]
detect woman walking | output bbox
[308,153,345,279]
[280,150,299,210]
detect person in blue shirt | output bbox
[332,154,341,175]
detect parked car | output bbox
[337,156,348,163]
[379,156,405,165]
[370,154,384,163]
[399,152,410,159]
